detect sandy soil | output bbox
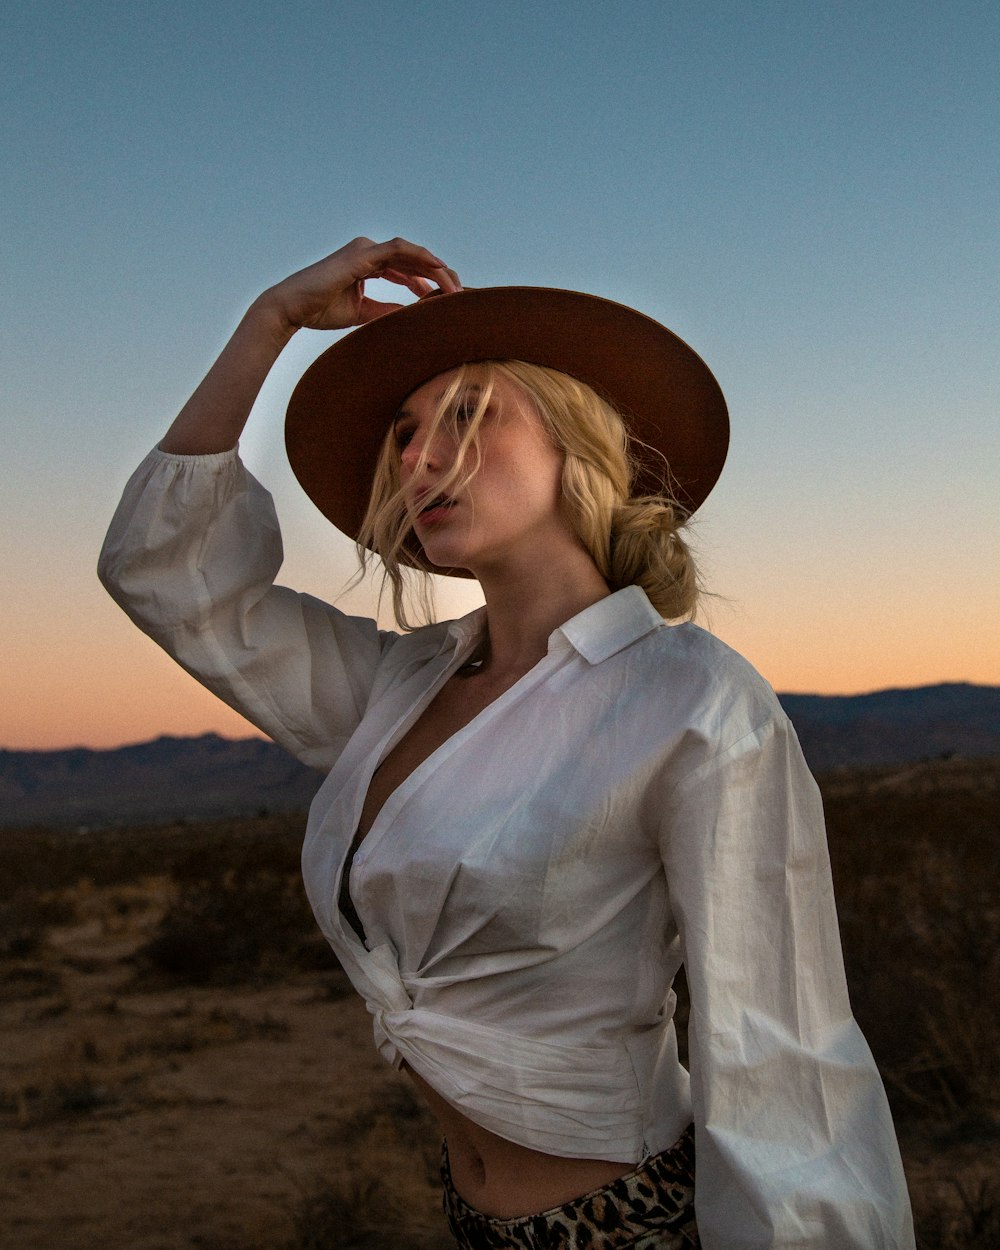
[1,880,450,1250]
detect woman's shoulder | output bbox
[560,587,785,731]
[632,615,788,734]
[652,617,772,683]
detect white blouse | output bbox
[99,446,915,1249]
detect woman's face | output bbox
[393,367,575,577]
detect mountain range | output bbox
[2,682,997,829]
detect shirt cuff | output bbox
[150,442,241,466]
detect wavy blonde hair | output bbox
[356,360,699,629]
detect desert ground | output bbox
[2,756,998,1249]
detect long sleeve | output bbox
[659,713,914,1248]
[98,446,397,771]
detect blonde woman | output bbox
[100,237,914,1249]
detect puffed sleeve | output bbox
[659,714,915,1248]
[98,446,398,772]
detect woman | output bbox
[99,237,915,1248]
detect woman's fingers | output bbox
[355,257,465,325]
[265,238,460,332]
[378,267,434,296]
[364,236,444,270]
[363,238,462,293]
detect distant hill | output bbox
[778,682,1000,772]
[0,734,321,830]
[2,682,998,829]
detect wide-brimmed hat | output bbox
[285,286,729,569]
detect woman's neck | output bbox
[473,548,611,679]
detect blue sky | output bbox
[3,1,998,747]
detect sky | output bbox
[3,0,998,751]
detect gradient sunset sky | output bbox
[4,1,998,751]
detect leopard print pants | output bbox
[441,1125,700,1249]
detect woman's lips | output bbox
[414,495,457,526]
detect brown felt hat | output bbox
[285,286,729,572]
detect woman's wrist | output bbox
[245,289,302,352]
[159,298,300,455]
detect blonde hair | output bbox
[356,360,699,629]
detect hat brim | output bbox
[285,286,728,577]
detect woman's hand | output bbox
[159,237,459,455]
[259,236,462,335]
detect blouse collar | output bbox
[444,585,665,667]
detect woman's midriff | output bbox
[402,1061,633,1219]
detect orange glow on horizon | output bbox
[4,587,998,752]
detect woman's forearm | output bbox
[158,294,297,455]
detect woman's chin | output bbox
[418,540,475,575]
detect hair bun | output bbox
[609,496,698,620]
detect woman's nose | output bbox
[401,428,449,475]
[400,439,425,475]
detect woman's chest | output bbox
[303,645,682,957]
[358,669,524,839]
[351,705,667,958]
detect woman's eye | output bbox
[395,427,415,449]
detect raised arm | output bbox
[159,236,461,454]
[99,238,460,768]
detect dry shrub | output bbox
[3,1031,117,1128]
[0,960,63,1002]
[18,1077,122,1123]
[133,1077,451,1250]
[915,1177,1000,1249]
[4,1007,289,1129]
[0,889,76,958]
[139,869,332,985]
[0,812,307,893]
[823,772,1000,1133]
[4,1061,134,1128]
[115,1006,291,1061]
[278,1080,450,1250]
[283,1175,450,1250]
